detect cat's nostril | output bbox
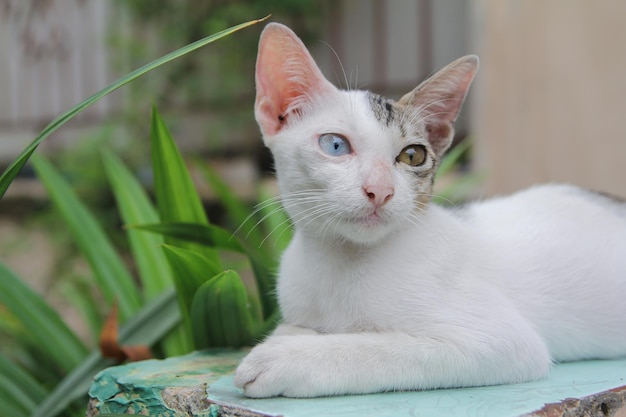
[364,186,394,207]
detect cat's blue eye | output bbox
[318,133,352,157]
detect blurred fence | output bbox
[0,0,122,163]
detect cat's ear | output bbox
[399,55,478,157]
[255,23,336,137]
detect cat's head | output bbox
[255,23,477,245]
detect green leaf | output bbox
[161,245,223,349]
[103,150,189,355]
[31,154,141,320]
[0,263,87,372]
[0,400,27,417]
[32,289,181,417]
[135,220,277,320]
[248,254,278,320]
[436,136,471,179]
[191,270,259,348]
[196,160,258,240]
[0,353,47,416]
[60,278,103,342]
[150,108,221,267]
[131,222,245,253]
[102,150,174,299]
[256,183,293,255]
[434,172,487,206]
[239,183,290,319]
[0,17,268,200]
[434,137,485,204]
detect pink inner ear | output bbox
[399,55,478,155]
[254,23,334,136]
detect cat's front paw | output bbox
[234,336,323,398]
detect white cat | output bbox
[234,22,626,398]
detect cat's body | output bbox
[234,23,626,398]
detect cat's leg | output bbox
[234,322,551,397]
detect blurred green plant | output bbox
[0,105,286,417]
[0,17,285,417]
[434,138,484,205]
[112,0,326,109]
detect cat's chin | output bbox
[334,214,398,246]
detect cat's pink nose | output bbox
[364,185,394,208]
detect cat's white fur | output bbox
[234,23,626,398]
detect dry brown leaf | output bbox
[99,300,152,363]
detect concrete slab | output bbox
[87,350,626,417]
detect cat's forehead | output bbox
[367,93,398,127]
[365,92,424,141]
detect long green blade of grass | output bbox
[256,184,293,255]
[102,151,173,299]
[150,108,221,268]
[0,400,27,417]
[436,136,471,179]
[103,150,190,355]
[60,278,104,342]
[32,289,181,417]
[161,244,223,348]
[0,263,87,372]
[0,353,47,416]
[196,161,260,241]
[0,16,267,200]
[31,155,141,320]
[132,222,245,253]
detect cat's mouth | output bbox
[352,211,386,227]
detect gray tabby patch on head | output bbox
[368,92,397,127]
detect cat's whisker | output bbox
[259,216,294,248]
[429,194,457,207]
[322,41,350,91]
[261,207,332,245]
[294,203,336,230]
[318,212,344,242]
[259,202,335,248]
[402,210,427,230]
[232,193,289,230]
[233,189,328,240]
[245,206,290,240]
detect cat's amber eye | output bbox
[396,145,427,166]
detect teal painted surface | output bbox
[89,350,245,416]
[208,359,626,417]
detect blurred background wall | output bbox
[471,0,626,197]
[1,0,625,200]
